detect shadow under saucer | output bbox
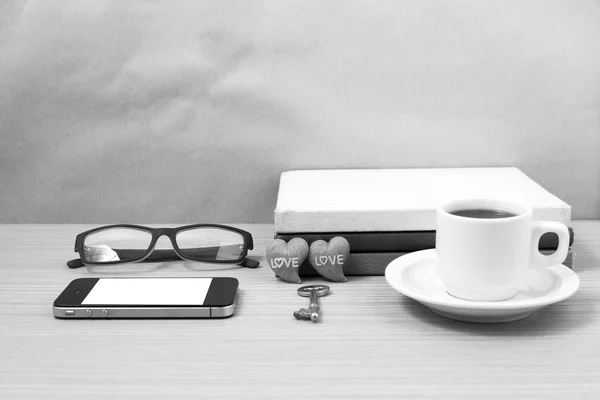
[396,292,596,337]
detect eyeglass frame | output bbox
[67,223,258,269]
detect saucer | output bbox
[385,249,579,323]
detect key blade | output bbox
[309,290,320,321]
[293,309,312,320]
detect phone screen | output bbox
[81,278,213,306]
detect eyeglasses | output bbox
[67,224,259,269]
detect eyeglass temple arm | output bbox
[240,258,260,268]
[67,259,85,268]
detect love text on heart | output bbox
[270,257,299,269]
[314,255,344,266]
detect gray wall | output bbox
[1,0,599,223]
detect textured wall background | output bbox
[1,0,599,223]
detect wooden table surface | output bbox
[1,222,599,399]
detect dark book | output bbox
[277,227,574,253]
[298,248,575,276]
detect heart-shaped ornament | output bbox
[308,236,350,282]
[266,238,309,283]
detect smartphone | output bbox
[53,277,238,319]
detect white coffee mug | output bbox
[436,198,570,302]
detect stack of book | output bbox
[273,168,574,276]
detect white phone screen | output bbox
[81,278,213,305]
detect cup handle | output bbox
[530,222,570,268]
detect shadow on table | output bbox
[395,293,597,337]
[84,261,250,274]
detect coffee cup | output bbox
[436,198,570,302]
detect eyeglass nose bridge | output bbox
[146,228,179,250]
[135,229,186,263]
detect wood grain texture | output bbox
[1,222,600,400]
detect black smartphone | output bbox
[53,277,238,319]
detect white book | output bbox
[274,168,571,233]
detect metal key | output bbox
[294,285,330,322]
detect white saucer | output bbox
[385,249,580,323]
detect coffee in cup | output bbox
[449,208,518,219]
[436,198,569,302]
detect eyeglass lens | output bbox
[83,228,153,263]
[175,228,244,261]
